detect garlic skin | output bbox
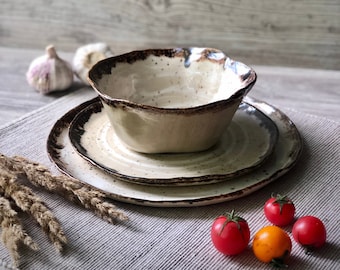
[26,45,74,94]
[73,42,113,85]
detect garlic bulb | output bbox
[26,45,74,94]
[73,42,113,85]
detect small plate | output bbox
[47,97,302,207]
[68,99,278,186]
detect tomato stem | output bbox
[270,258,288,268]
[218,210,246,235]
[303,245,315,255]
[271,193,293,214]
[270,250,289,268]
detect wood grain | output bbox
[0,47,339,127]
[0,47,83,126]
[1,0,339,69]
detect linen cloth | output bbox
[0,87,339,270]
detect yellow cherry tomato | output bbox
[253,225,292,268]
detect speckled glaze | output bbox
[68,98,278,186]
[46,97,302,207]
[88,48,257,153]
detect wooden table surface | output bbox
[0,45,339,270]
[0,46,339,127]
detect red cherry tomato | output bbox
[264,193,295,226]
[211,210,250,256]
[292,216,326,253]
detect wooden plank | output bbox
[251,66,340,121]
[0,47,84,126]
[0,0,339,69]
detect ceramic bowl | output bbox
[88,47,257,154]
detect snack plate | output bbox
[68,99,278,186]
[47,97,302,207]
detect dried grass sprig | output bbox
[11,156,128,222]
[0,153,128,267]
[0,196,39,267]
[73,188,128,223]
[0,170,67,252]
[0,154,128,222]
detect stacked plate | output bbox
[47,96,302,207]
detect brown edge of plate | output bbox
[46,97,303,207]
[67,98,279,186]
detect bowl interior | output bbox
[89,48,255,109]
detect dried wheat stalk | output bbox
[0,153,128,267]
[0,196,39,267]
[0,154,127,222]
[0,170,67,252]
[10,155,128,222]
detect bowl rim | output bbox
[88,47,257,114]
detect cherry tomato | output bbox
[253,225,292,268]
[292,216,326,253]
[264,193,295,226]
[211,210,250,256]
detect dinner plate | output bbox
[47,97,302,207]
[68,99,278,186]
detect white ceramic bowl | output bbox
[88,47,257,153]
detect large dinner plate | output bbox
[47,97,302,207]
[68,99,278,186]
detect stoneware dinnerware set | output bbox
[47,48,302,207]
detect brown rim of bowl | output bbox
[88,48,257,114]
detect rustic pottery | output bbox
[47,97,302,206]
[88,48,257,153]
[68,98,278,186]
